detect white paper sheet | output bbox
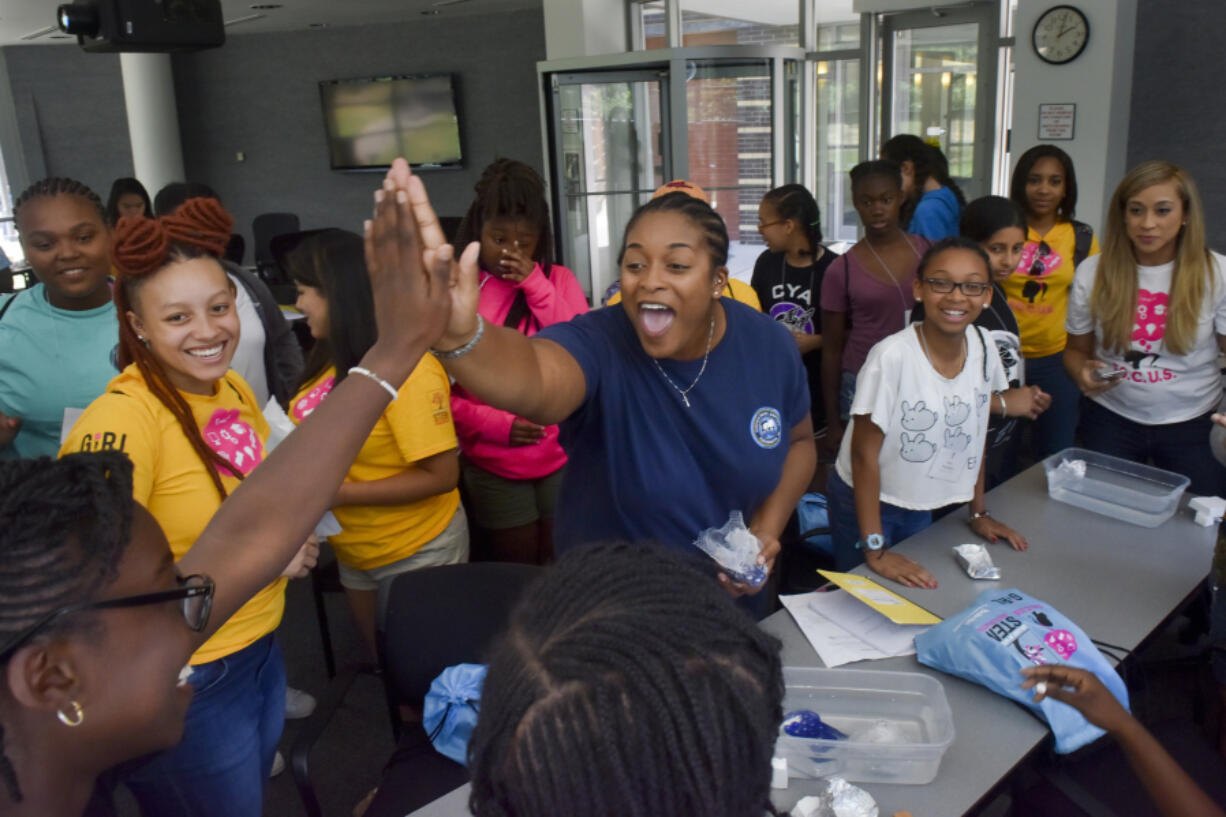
[780,590,928,668]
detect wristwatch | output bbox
[859,533,886,552]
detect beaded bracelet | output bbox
[430,315,485,360]
[348,366,399,400]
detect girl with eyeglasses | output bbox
[1065,161,1226,496]
[1003,145,1100,458]
[58,198,319,817]
[827,237,1028,588]
[752,184,838,433]
[911,197,1051,486]
[0,162,449,817]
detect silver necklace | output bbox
[652,316,716,408]
[916,322,967,376]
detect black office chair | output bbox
[290,562,541,817]
[252,212,301,284]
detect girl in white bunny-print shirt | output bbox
[828,239,1029,588]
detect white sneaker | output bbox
[270,750,286,778]
[285,687,317,720]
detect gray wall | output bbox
[0,8,545,253]
[2,46,132,200]
[1127,0,1225,249]
[172,9,546,252]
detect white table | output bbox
[409,462,1218,817]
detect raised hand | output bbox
[362,159,457,381]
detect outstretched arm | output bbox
[180,163,453,642]
[1022,666,1225,817]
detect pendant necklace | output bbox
[652,316,716,408]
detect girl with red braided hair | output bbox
[60,198,317,816]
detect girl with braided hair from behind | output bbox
[449,158,587,564]
[0,178,117,460]
[0,156,464,817]
[59,197,319,816]
[468,541,785,817]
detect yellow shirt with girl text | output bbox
[290,357,460,571]
[61,365,284,665]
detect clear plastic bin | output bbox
[774,667,954,785]
[1041,447,1189,528]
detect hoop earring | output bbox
[57,700,84,728]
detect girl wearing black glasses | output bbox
[0,161,449,817]
[1003,145,1100,458]
[912,197,1051,486]
[828,238,1028,589]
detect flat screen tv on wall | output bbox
[319,73,463,171]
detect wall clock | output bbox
[1032,5,1089,65]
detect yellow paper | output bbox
[817,571,942,626]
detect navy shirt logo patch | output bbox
[750,407,783,450]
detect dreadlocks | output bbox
[468,542,784,817]
[455,159,555,332]
[0,453,135,803]
[111,197,241,500]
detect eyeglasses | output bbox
[922,278,990,296]
[0,573,214,662]
[757,220,785,230]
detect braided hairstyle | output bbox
[13,177,106,228]
[762,184,823,257]
[619,191,730,272]
[849,158,903,193]
[455,159,554,333]
[111,197,240,500]
[468,542,784,817]
[0,453,135,803]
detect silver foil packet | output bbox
[953,543,1001,580]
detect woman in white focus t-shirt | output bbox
[1065,161,1226,496]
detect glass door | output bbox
[682,59,777,283]
[550,71,668,304]
[880,3,998,201]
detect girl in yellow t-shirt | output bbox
[284,229,467,656]
[61,199,316,817]
[1004,144,1100,458]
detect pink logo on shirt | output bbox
[1016,242,1062,279]
[1132,288,1168,352]
[292,376,335,422]
[203,409,265,476]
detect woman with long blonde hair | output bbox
[1064,161,1226,494]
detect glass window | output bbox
[815,58,860,245]
[685,60,775,281]
[817,21,860,50]
[679,1,800,48]
[889,23,979,182]
[638,0,667,49]
[556,77,665,299]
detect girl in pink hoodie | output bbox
[451,159,589,563]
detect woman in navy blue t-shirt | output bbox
[424,190,817,596]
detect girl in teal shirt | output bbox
[0,178,117,459]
